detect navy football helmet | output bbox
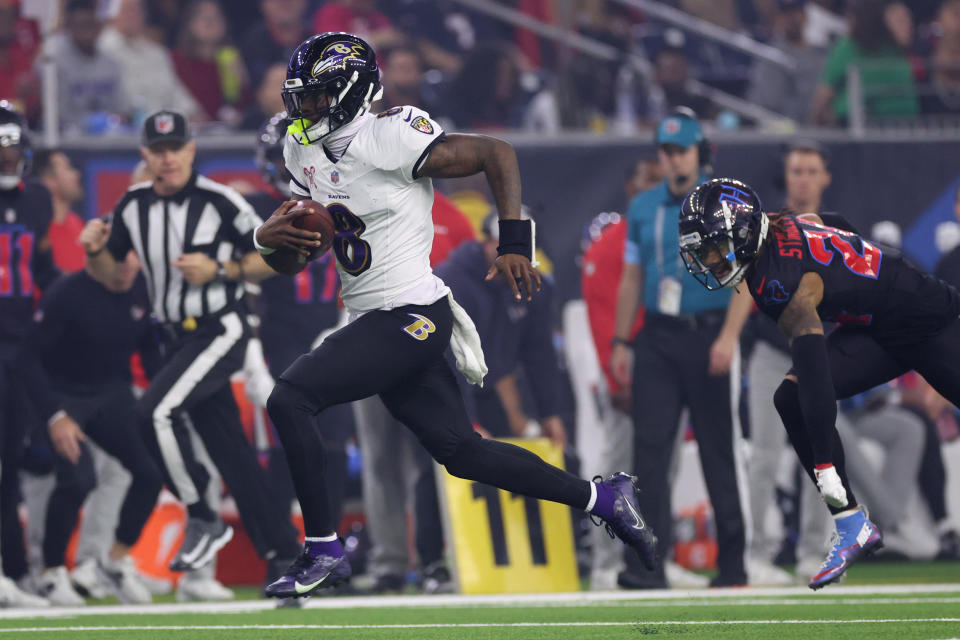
[282,32,382,144]
[0,101,31,190]
[256,112,293,198]
[679,178,769,290]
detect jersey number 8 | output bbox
[327,203,372,276]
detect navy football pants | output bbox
[776,316,960,514]
[267,297,592,536]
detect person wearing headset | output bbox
[611,108,752,588]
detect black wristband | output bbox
[496,219,533,259]
[611,336,632,348]
[85,247,105,257]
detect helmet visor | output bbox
[680,232,740,290]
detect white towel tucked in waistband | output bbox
[447,292,487,386]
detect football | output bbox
[292,200,336,260]
[261,201,336,276]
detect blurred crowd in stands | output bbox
[4,0,960,136]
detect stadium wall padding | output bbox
[65,139,960,303]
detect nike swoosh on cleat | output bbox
[294,576,328,594]
[623,497,646,530]
[179,533,210,564]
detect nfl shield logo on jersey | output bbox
[155,113,175,134]
[331,170,339,184]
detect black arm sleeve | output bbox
[790,333,838,466]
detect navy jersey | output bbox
[747,214,959,345]
[247,191,341,377]
[0,181,57,349]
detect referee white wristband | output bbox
[252,224,276,255]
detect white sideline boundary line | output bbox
[2,619,960,633]
[0,583,958,620]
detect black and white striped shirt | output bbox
[106,172,260,324]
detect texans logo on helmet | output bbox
[312,41,366,77]
[718,185,753,209]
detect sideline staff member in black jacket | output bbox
[28,252,163,605]
[82,110,300,573]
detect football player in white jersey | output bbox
[254,32,658,598]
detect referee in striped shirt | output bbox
[82,110,301,573]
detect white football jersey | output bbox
[283,107,450,313]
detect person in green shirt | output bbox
[810,0,918,125]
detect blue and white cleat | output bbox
[594,472,659,570]
[808,507,883,590]
[264,546,352,599]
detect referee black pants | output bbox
[44,385,163,567]
[267,297,592,537]
[140,310,299,559]
[624,313,748,584]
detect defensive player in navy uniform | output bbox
[0,102,58,607]
[679,178,960,588]
[254,32,658,598]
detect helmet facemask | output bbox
[0,122,28,191]
[680,200,768,290]
[283,70,382,145]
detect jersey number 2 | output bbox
[327,204,372,276]
[0,230,34,297]
[802,226,882,279]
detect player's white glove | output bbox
[242,338,276,408]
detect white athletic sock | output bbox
[305,533,338,543]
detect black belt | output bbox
[160,306,240,339]
[644,309,726,332]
